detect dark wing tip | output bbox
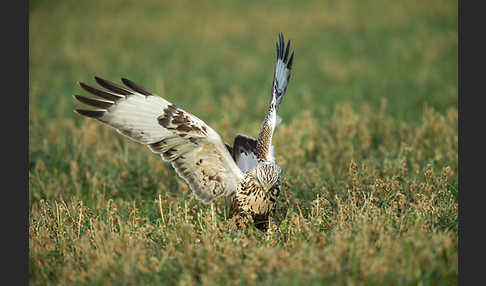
[284,39,290,62]
[78,81,88,89]
[276,42,279,61]
[73,94,114,109]
[121,78,152,96]
[94,76,132,96]
[224,142,234,158]
[276,33,294,63]
[78,81,123,101]
[287,51,295,69]
[74,109,105,118]
[78,81,96,94]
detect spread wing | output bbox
[74,76,244,203]
[231,134,259,173]
[272,32,294,112]
[255,33,295,162]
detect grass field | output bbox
[29,0,458,285]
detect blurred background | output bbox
[30,0,457,127]
[29,1,458,284]
[29,0,458,204]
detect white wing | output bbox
[255,33,294,162]
[230,134,259,173]
[272,32,294,111]
[74,77,244,203]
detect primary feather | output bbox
[75,77,243,203]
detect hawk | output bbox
[73,33,294,231]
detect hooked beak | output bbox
[265,188,269,193]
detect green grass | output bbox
[29,0,457,285]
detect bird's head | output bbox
[254,162,281,193]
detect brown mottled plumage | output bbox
[256,113,273,161]
[229,162,282,231]
[73,33,294,231]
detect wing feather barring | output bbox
[74,33,295,231]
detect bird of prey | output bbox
[73,33,294,231]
